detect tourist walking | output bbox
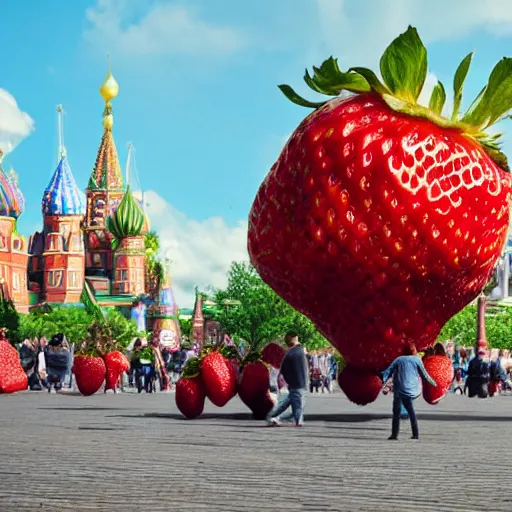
[382,344,437,440]
[44,334,71,393]
[465,348,490,398]
[267,331,308,427]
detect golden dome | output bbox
[99,64,119,103]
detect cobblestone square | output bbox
[1,391,511,511]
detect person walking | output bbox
[382,344,437,440]
[465,348,490,398]
[267,331,308,427]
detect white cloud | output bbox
[84,0,247,57]
[144,190,249,308]
[0,89,34,156]
[313,0,512,67]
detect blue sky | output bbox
[1,0,512,306]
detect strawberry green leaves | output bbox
[452,52,473,120]
[461,57,512,130]
[379,26,428,102]
[278,25,512,170]
[278,56,370,109]
[305,57,370,95]
[428,81,446,115]
[278,85,326,109]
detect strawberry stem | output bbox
[279,26,512,171]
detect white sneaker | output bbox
[268,417,281,426]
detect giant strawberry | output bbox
[73,355,106,396]
[104,351,130,392]
[0,334,28,394]
[248,27,512,375]
[338,365,382,406]
[261,342,286,369]
[175,358,206,419]
[201,349,237,407]
[239,359,276,420]
[422,355,454,404]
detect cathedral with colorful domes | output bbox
[0,66,181,350]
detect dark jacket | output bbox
[280,345,308,390]
[466,356,489,398]
[45,347,70,378]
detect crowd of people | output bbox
[307,349,338,393]
[450,346,512,398]
[17,335,190,394]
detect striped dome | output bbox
[0,166,25,219]
[42,156,86,216]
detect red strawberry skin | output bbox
[201,351,237,407]
[175,376,206,419]
[249,93,511,371]
[0,340,28,394]
[239,361,276,419]
[73,355,106,396]
[422,355,454,404]
[104,351,130,391]
[338,365,382,405]
[261,343,286,369]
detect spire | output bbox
[43,105,85,217]
[56,104,66,161]
[87,61,123,191]
[99,56,119,131]
[124,144,150,231]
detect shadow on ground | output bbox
[107,411,512,423]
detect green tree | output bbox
[0,296,20,345]
[213,262,329,351]
[438,303,512,350]
[178,318,192,340]
[17,306,145,349]
[103,308,146,349]
[18,307,92,344]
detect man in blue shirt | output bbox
[382,344,437,440]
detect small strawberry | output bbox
[73,355,106,396]
[422,355,454,404]
[201,349,237,407]
[219,344,241,380]
[175,358,206,419]
[248,26,512,376]
[0,336,28,394]
[338,365,382,406]
[238,359,276,419]
[104,351,130,392]
[261,342,286,369]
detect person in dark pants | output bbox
[382,344,437,440]
[268,331,309,427]
[465,349,490,398]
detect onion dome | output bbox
[107,186,145,239]
[42,156,86,216]
[99,66,119,104]
[0,165,25,219]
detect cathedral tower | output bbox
[30,106,86,303]
[83,64,124,279]
[0,151,29,312]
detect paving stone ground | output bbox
[0,390,511,512]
